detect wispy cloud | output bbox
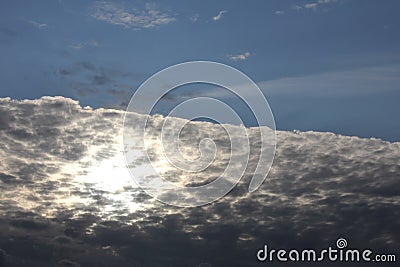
[228,51,251,61]
[318,0,337,3]
[289,0,338,11]
[194,64,400,98]
[190,14,200,22]
[213,10,227,21]
[291,5,303,10]
[274,10,285,15]
[91,1,176,29]
[68,40,100,50]
[28,20,48,29]
[304,3,318,9]
[304,0,338,10]
[260,64,400,96]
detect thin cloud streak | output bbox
[28,20,48,29]
[68,40,100,49]
[304,0,338,10]
[260,64,400,96]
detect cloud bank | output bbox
[0,96,399,266]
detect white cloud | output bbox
[212,10,227,21]
[228,51,251,61]
[28,20,47,29]
[91,1,176,29]
[274,10,285,15]
[68,40,100,49]
[304,0,338,10]
[304,3,318,9]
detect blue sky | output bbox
[0,0,400,140]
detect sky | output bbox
[0,1,400,265]
[0,0,400,140]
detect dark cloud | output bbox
[58,69,73,76]
[92,73,113,85]
[55,62,144,109]
[0,27,17,45]
[0,107,12,130]
[0,27,16,38]
[105,88,134,109]
[0,96,399,266]
[79,61,96,71]
[71,86,98,97]
[106,88,131,97]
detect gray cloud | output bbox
[92,73,113,85]
[0,27,16,38]
[0,96,399,266]
[58,69,73,76]
[0,27,17,45]
[55,61,144,106]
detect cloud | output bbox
[28,20,47,29]
[0,96,399,266]
[260,64,400,96]
[56,61,144,109]
[318,0,337,3]
[92,73,113,85]
[292,5,303,10]
[0,27,16,37]
[194,64,400,98]
[59,69,73,76]
[90,1,176,29]
[304,0,338,10]
[228,51,251,61]
[68,40,100,49]
[190,14,200,22]
[274,10,285,15]
[212,10,227,21]
[290,0,340,12]
[304,3,318,9]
